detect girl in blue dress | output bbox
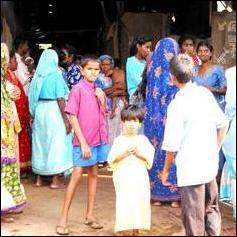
[193,40,227,186]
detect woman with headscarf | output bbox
[144,38,181,207]
[1,43,26,220]
[28,49,73,188]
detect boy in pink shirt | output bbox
[57,57,109,235]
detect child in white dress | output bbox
[108,105,155,236]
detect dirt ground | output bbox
[1,171,236,236]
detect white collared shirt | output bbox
[162,82,228,187]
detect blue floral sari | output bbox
[144,38,181,201]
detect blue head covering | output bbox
[28,49,59,117]
[144,38,181,202]
[99,54,114,68]
[144,37,180,144]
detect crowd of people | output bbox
[1,33,236,236]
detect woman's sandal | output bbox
[84,220,103,229]
[49,184,66,190]
[56,225,69,235]
[152,201,162,206]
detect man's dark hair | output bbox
[170,54,194,84]
[129,35,152,56]
[178,35,196,48]
[61,44,77,61]
[121,104,144,123]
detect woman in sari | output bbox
[1,43,26,220]
[7,50,31,173]
[144,38,181,207]
[28,49,73,188]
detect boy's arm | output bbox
[69,115,91,159]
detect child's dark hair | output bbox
[130,35,152,56]
[178,34,196,48]
[121,105,144,123]
[80,55,100,68]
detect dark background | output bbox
[11,1,236,57]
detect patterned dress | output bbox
[1,43,26,214]
[144,38,181,202]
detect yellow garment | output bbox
[108,135,155,232]
[1,43,25,213]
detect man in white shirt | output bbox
[14,36,31,95]
[161,54,229,236]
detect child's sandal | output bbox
[84,220,103,229]
[56,225,70,235]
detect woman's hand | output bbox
[10,86,21,101]
[64,119,72,134]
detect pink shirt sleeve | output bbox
[65,86,80,115]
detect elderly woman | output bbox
[144,38,181,207]
[28,49,73,188]
[96,55,128,150]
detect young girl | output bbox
[56,57,109,235]
[108,105,155,236]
